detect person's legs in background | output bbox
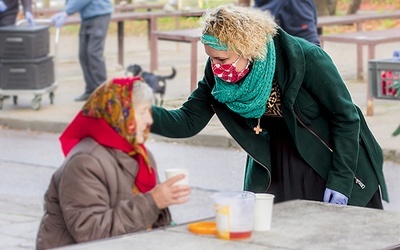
[0,0,19,27]
[75,14,110,102]
[76,22,90,101]
[0,11,17,26]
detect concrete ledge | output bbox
[0,116,240,148]
[1,117,399,164]
[0,118,67,134]
[383,149,400,164]
[149,133,240,149]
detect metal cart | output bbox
[0,19,59,110]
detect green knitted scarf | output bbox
[211,41,276,119]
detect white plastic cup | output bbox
[253,193,275,231]
[164,168,189,186]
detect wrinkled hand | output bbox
[51,12,68,28]
[25,11,35,26]
[0,1,7,12]
[150,174,191,209]
[323,188,348,205]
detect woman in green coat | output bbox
[151,5,388,208]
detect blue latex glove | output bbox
[25,11,35,26]
[323,188,348,205]
[51,12,68,28]
[0,1,7,12]
[393,49,400,61]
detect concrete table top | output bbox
[59,200,400,250]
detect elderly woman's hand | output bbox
[150,174,191,209]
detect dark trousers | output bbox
[0,10,17,26]
[0,0,19,27]
[79,14,110,94]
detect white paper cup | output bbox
[253,193,275,231]
[164,168,189,186]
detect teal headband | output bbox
[201,34,228,51]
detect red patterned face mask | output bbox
[212,56,250,83]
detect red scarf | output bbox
[59,77,156,193]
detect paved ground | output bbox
[0,128,399,250]
[0,128,246,250]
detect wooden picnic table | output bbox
[32,3,165,17]
[151,28,202,92]
[318,10,400,116]
[317,10,400,32]
[62,9,205,67]
[320,28,400,116]
[147,10,400,92]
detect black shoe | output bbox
[74,93,91,102]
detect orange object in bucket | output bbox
[211,191,256,240]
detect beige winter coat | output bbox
[36,138,171,249]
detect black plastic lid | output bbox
[0,25,49,33]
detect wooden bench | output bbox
[32,3,165,17]
[320,28,400,116]
[318,13,373,32]
[320,28,400,79]
[317,10,400,33]
[150,28,202,92]
[114,3,164,12]
[61,10,204,67]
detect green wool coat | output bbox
[151,29,389,206]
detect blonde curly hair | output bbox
[200,5,277,61]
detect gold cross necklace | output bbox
[253,118,262,135]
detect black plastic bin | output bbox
[0,56,54,90]
[0,20,57,111]
[0,25,50,59]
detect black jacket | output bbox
[1,0,32,15]
[254,0,320,46]
[0,0,32,26]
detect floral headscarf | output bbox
[59,77,156,193]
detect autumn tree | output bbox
[114,0,134,4]
[314,0,362,16]
[347,0,362,14]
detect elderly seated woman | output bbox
[36,77,191,249]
